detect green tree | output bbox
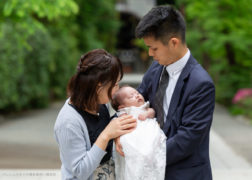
[74,0,121,52]
[0,0,78,111]
[176,0,252,104]
[0,0,78,48]
[0,0,121,112]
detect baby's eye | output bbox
[129,94,135,98]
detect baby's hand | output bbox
[138,113,148,121]
[138,108,155,120]
[147,108,155,119]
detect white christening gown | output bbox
[114,102,166,180]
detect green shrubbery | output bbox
[48,26,79,99]
[21,29,53,108]
[174,0,252,119]
[0,23,25,111]
[0,0,120,112]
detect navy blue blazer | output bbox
[138,55,215,180]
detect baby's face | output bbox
[120,87,145,107]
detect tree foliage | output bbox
[74,0,120,52]
[0,0,120,112]
[0,0,78,48]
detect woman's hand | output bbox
[104,115,137,139]
[95,115,136,150]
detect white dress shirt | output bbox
[163,49,190,123]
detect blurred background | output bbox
[0,0,251,179]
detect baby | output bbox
[111,85,155,121]
[111,85,166,180]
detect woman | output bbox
[54,49,136,180]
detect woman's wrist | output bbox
[95,132,110,151]
[100,131,110,142]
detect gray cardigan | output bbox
[54,99,107,180]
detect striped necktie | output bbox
[154,67,169,128]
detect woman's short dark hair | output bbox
[135,5,186,44]
[67,49,123,111]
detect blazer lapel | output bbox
[163,55,197,134]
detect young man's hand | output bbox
[115,137,124,156]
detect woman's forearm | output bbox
[94,132,110,151]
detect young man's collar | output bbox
[166,49,190,77]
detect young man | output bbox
[116,5,215,180]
